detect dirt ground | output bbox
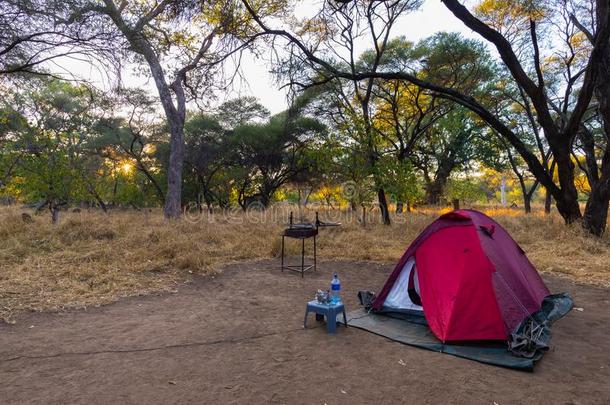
[1,260,609,405]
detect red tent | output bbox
[372,209,550,342]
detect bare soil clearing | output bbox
[1,260,609,404]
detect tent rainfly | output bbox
[371,209,572,346]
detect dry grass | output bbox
[0,205,608,322]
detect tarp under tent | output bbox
[349,209,573,371]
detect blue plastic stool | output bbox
[304,300,348,334]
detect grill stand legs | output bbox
[280,235,316,277]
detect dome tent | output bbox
[370,209,570,344]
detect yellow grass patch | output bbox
[0,205,608,322]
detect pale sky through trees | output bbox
[50,0,475,115]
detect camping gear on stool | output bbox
[315,289,331,304]
[350,209,572,369]
[304,300,348,334]
[281,212,340,277]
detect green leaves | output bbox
[416,32,495,93]
[215,96,270,129]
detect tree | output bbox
[281,1,421,225]
[68,1,212,218]
[446,177,487,205]
[230,112,324,209]
[282,31,492,217]
[441,0,609,231]
[376,155,421,213]
[371,33,494,205]
[94,88,167,204]
[412,108,481,205]
[0,103,28,192]
[2,79,104,222]
[476,66,553,213]
[0,0,117,77]
[184,113,229,211]
[572,0,610,234]
[241,0,610,235]
[478,132,543,213]
[216,96,270,129]
[61,1,286,218]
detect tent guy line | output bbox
[0,326,306,364]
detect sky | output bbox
[237,0,477,114]
[55,0,478,115]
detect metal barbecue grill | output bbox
[281,211,339,277]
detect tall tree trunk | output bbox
[138,161,165,204]
[304,189,312,207]
[237,179,249,211]
[90,188,107,213]
[506,147,531,214]
[259,182,272,209]
[425,180,443,205]
[378,188,391,225]
[583,37,610,235]
[523,181,539,214]
[198,175,216,214]
[439,0,610,231]
[517,176,538,215]
[102,2,187,219]
[49,200,61,224]
[160,98,184,219]
[583,136,610,235]
[361,205,367,227]
[583,182,609,235]
[425,158,455,205]
[196,192,203,213]
[51,208,60,224]
[83,180,107,213]
[545,188,552,214]
[552,146,582,223]
[523,193,532,214]
[396,201,403,214]
[112,175,118,206]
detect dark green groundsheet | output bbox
[347,309,542,371]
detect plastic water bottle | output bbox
[330,272,341,304]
